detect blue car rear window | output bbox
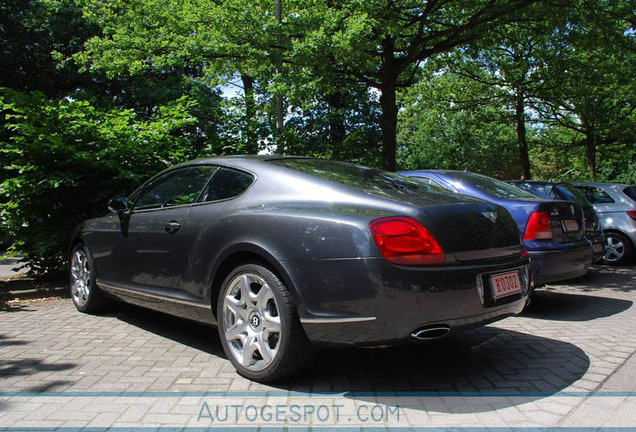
[554,185,589,206]
[268,158,447,198]
[445,172,537,199]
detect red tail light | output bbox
[523,211,553,240]
[370,216,445,265]
[627,211,636,221]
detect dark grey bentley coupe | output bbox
[70,156,531,381]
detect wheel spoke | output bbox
[242,334,258,367]
[262,314,281,334]
[238,275,256,306]
[225,321,248,342]
[255,334,274,364]
[225,296,248,321]
[255,284,273,312]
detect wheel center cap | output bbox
[249,313,261,329]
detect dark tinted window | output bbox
[512,182,551,199]
[134,166,218,210]
[409,175,446,189]
[579,186,615,204]
[446,172,537,199]
[554,185,589,206]
[623,186,636,203]
[268,158,446,199]
[199,167,254,202]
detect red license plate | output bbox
[562,219,579,232]
[490,271,522,299]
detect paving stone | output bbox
[1,265,636,428]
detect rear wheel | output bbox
[70,244,107,313]
[217,263,314,382]
[602,232,634,265]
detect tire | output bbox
[69,244,107,313]
[217,263,315,382]
[602,231,634,265]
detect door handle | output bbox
[163,221,182,234]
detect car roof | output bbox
[573,181,632,188]
[176,154,307,165]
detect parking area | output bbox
[1,265,635,429]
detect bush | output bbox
[0,89,199,277]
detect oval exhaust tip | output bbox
[410,325,451,340]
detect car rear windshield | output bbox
[445,172,537,199]
[554,185,590,206]
[268,158,446,198]
[511,182,551,199]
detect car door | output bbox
[171,166,256,302]
[104,165,218,294]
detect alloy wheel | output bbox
[604,235,626,263]
[70,250,91,307]
[222,272,282,372]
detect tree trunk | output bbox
[325,92,346,159]
[241,74,257,154]
[378,36,399,172]
[585,133,597,179]
[515,92,531,180]
[379,84,398,171]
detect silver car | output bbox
[573,182,636,265]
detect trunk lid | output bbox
[535,200,585,242]
[413,200,523,260]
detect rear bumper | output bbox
[528,245,593,285]
[586,232,605,263]
[281,256,531,346]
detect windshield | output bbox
[268,158,449,199]
[554,184,589,206]
[444,172,537,199]
[512,182,551,199]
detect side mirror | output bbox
[108,197,130,213]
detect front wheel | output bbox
[70,244,107,313]
[602,232,634,265]
[217,263,314,382]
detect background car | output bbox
[71,157,531,382]
[399,170,593,286]
[509,181,604,263]
[572,182,636,265]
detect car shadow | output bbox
[267,326,590,413]
[104,303,589,414]
[522,290,633,321]
[111,302,226,358]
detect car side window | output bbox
[199,167,255,202]
[133,166,218,211]
[623,186,636,203]
[584,187,615,204]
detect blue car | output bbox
[399,170,593,285]
[509,180,605,263]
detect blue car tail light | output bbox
[523,212,553,240]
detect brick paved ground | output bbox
[1,264,635,429]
